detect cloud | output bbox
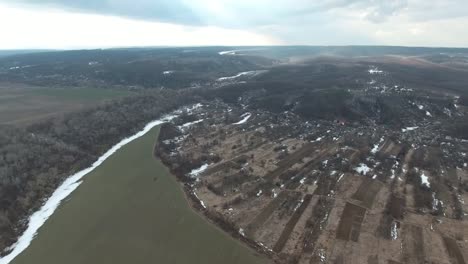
[7,0,206,25]
[4,0,467,27]
[361,0,408,23]
[1,0,468,47]
[0,3,276,49]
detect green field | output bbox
[0,85,131,125]
[11,126,269,264]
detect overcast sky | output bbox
[1,0,467,49]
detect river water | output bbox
[8,125,269,264]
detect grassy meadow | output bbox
[0,85,131,126]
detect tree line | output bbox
[0,90,196,252]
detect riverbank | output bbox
[154,125,280,264]
[0,114,177,264]
[4,123,269,264]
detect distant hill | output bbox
[0,49,56,58]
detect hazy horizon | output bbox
[1,1,468,49]
[3,44,468,52]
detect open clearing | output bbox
[10,126,269,264]
[0,84,131,125]
[336,202,367,242]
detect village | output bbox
[156,90,468,264]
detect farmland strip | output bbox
[245,191,289,238]
[273,194,313,252]
[443,237,466,264]
[336,202,367,242]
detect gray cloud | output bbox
[8,0,204,25]
[6,0,467,29]
[0,0,415,26]
[3,0,468,47]
[362,0,408,23]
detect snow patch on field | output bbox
[180,103,203,114]
[219,50,237,55]
[300,177,306,184]
[294,198,305,212]
[256,190,263,197]
[371,137,384,154]
[180,119,204,128]
[9,65,34,70]
[432,192,442,211]
[421,173,430,188]
[402,126,419,132]
[233,113,251,125]
[271,189,278,198]
[355,163,371,175]
[368,67,384,74]
[189,164,209,178]
[217,70,267,82]
[0,112,179,264]
[318,249,326,262]
[337,173,345,182]
[200,200,207,209]
[391,221,399,240]
[390,160,399,180]
[239,228,245,236]
[192,190,207,209]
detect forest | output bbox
[0,89,196,251]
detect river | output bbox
[7,124,269,264]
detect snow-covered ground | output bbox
[313,137,323,142]
[271,189,278,198]
[180,119,204,128]
[188,163,209,178]
[233,113,251,125]
[337,174,345,182]
[9,65,34,70]
[294,198,305,212]
[318,249,326,263]
[402,126,419,132]
[218,48,266,56]
[368,66,384,74]
[0,112,179,264]
[192,190,207,209]
[256,190,263,197]
[217,70,268,82]
[421,173,430,188]
[238,228,246,236]
[355,163,371,175]
[432,192,442,211]
[371,137,384,154]
[391,221,399,240]
[218,50,237,56]
[181,103,203,114]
